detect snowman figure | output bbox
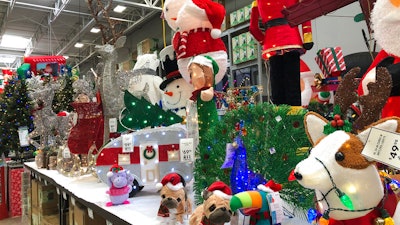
[161,0,186,32]
[173,0,227,86]
[159,46,194,118]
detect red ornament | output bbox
[337,119,344,127]
[330,120,337,127]
[333,114,341,121]
[288,170,296,181]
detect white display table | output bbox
[24,162,169,225]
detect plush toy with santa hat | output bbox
[357,0,400,118]
[156,173,192,225]
[159,45,194,118]
[161,0,185,32]
[173,0,227,86]
[106,164,134,206]
[230,180,283,225]
[190,181,237,225]
[249,0,313,106]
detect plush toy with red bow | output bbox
[173,0,227,86]
[357,0,400,118]
[249,0,313,106]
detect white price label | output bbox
[180,138,194,162]
[122,134,133,153]
[71,197,76,206]
[18,126,30,147]
[87,208,94,219]
[362,127,400,169]
[62,191,67,200]
[109,118,118,133]
[63,147,71,159]
[267,192,284,225]
[106,220,113,225]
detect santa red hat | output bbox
[107,164,125,177]
[188,0,226,39]
[207,181,232,200]
[257,180,282,193]
[156,173,185,191]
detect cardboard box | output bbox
[230,11,237,27]
[137,38,158,55]
[232,48,241,65]
[236,8,245,24]
[231,36,239,50]
[244,4,252,21]
[31,179,39,208]
[238,33,247,47]
[73,202,106,225]
[69,198,74,225]
[246,44,258,61]
[239,47,247,63]
[31,208,40,225]
[245,32,256,46]
[42,214,59,225]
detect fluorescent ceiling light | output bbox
[0,35,31,49]
[0,55,16,64]
[90,27,101,33]
[74,42,84,48]
[113,5,126,13]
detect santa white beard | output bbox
[372,0,400,56]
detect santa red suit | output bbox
[173,0,227,85]
[249,0,313,106]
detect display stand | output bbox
[24,162,167,225]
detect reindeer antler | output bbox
[353,67,392,132]
[333,66,392,133]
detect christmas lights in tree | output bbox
[118,90,182,131]
[193,103,314,209]
[0,78,35,159]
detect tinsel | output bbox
[193,103,314,210]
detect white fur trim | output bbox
[166,182,184,191]
[188,55,212,69]
[156,182,163,190]
[107,171,113,177]
[212,190,232,200]
[211,29,221,39]
[257,184,274,193]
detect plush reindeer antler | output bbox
[353,67,392,132]
[334,67,392,133]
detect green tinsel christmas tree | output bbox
[118,90,182,131]
[0,78,35,159]
[52,75,75,113]
[193,103,314,210]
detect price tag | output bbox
[109,118,118,133]
[71,197,76,206]
[180,138,194,162]
[56,187,60,195]
[106,220,113,225]
[362,127,400,169]
[122,134,133,153]
[44,180,48,186]
[18,126,30,147]
[266,192,284,225]
[87,208,94,219]
[62,191,67,200]
[63,147,71,159]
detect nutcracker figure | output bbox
[249,0,313,106]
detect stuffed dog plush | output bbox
[157,173,192,225]
[190,181,235,225]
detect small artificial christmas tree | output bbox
[52,74,75,113]
[0,78,35,159]
[193,103,314,210]
[118,90,182,131]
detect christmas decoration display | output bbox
[249,0,313,106]
[173,0,227,85]
[188,55,219,140]
[95,126,193,196]
[22,56,66,78]
[96,36,127,142]
[299,59,316,107]
[224,85,263,110]
[52,74,74,114]
[230,180,283,225]
[193,103,314,211]
[118,90,182,131]
[315,47,347,78]
[127,52,163,106]
[190,181,235,225]
[106,164,135,206]
[156,173,192,225]
[292,67,400,224]
[161,0,185,32]
[0,78,35,159]
[159,45,194,118]
[358,0,400,118]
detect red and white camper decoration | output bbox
[23,55,66,76]
[95,125,193,191]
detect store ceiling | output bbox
[0,0,162,70]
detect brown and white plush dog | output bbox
[157,173,192,225]
[190,181,236,225]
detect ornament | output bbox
[288,170,296,181]
[374,217,385,225]
[307,208,318,223]
[336,189,354,210]
[143,146,156,160]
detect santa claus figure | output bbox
[173,0,227,86]
[159,45,194,118]
[357,0,400,117]
[249,0,313,106]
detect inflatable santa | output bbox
[357,0,400,117]
[173,0,227,85]
[249,0,313,106]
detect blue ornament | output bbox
[307,208,318,223]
